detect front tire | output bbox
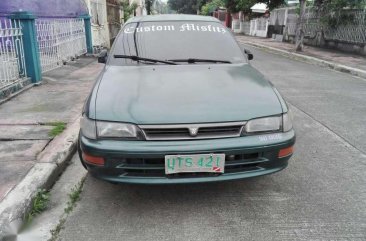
[77,136,88,170]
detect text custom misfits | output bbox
[124,23,227,34]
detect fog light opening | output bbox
[278,146,294,158]
[228,155,235,161]
[82,152,105,166]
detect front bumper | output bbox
[79,130,295,184]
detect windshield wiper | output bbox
[167,58,231,64]
[113,55,178,65]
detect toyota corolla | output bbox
[78,14,295,184]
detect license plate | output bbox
[165,154,225,174]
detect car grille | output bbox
[106,152,267,178]
[139,122,246,140]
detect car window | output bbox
[109,21,247,65]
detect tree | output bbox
[263,0,285,10]
[201,0,225,15]
[234,0,258,14]
[223,0,285,15]
[153,1,171,14]
[224,0,238,12]
[119,0,138,22]
[146,0,155,15]
[316,0,366,9]
[295,0,306,51]
[168,0,208,14]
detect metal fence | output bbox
[0,18,27,90]
[280,7,366,44]
[322,10,366,44]
[35,18,87,73]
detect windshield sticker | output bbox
[124,23,227,34]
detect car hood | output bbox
[94,64,283,124]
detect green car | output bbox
[78,15,295,184]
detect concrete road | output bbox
[57,46,366,241]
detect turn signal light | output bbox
[278,146,294,158]
[82,152,105,166]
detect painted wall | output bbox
[130,0,146,16]
[85,0,110,48]
[0,0,88,17]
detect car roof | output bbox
[125,14,221,24]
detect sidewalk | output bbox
[0,57,103,237]
[236,35,366,78]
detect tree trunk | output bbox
[295,0,307,52]
[146,0,152,15]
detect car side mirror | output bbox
[98,50,108,64]
[244,49,254,60]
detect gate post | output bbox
[80,14,93,54]
[254,19,258,36]
[9,11,41,83]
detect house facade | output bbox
[85,0,122,50]
[130,0,147,16]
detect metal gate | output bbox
[35,18,87,73]
[0,18,27,90]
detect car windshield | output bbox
[109,21,247,66]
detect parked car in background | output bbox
[78,14,295,184]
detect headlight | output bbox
[80,116,97,139]
[245,116,281,133]
[282,110,293,132]
[244,111,293,134]
[97,121,143,139]
[80,116,144,140]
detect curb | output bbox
[0,116,81,240]
[237,39,366,80]
[0,83,35,106]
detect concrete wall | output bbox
[130,0,146,16]
[85,0,110,49]
[285,33,366,57]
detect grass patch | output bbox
[64,182,83,214]
[48,122,66,137]
[49,218,66,241]
[25,189,50,226]
[50,177,86,241]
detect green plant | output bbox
[48,122,66,137]
[201,0,225,15]
[169,0,207,14]
[25,189,50,225]
[120,0,138,22]
[50,218,66,241]
[50,177,86,241]
[64,179,84,214]
[314,0,366,27]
